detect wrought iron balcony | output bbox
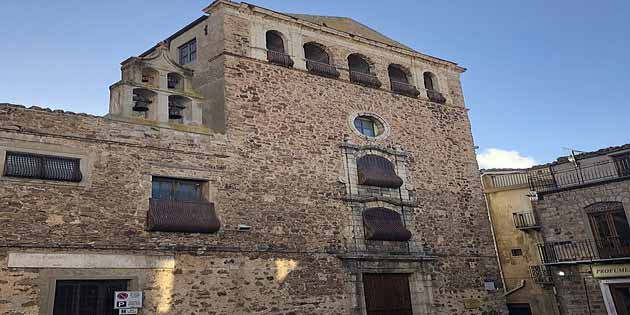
[391,81,421,98]
[513,211,540,230]
[426,89,446,104]
[529,156,630,193]
[529,265,553,284]
[306,60,340,79]
[267,50,294,68]
[349,71,382,89]
[538,237,630,265]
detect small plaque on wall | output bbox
[463,298,481,309]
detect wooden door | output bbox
[363,273,413,315]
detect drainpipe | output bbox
[481,174,508,294]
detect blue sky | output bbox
[1,1,629,167]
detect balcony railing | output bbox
[349,71,382,89]
[267,50,294,68]
[306,60,340,79]
[513,211,540,230]
[391,81,421,98]
[487,172,529,189]
[538,237,630,264]
[529,265,553,284]
[529,156,630,193]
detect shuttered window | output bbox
[3,151,82,182]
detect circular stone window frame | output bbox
[348,111,391,141]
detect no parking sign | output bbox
[114,291,143,309]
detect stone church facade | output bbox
[0,1,505,314]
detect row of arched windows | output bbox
[264,30,446,103]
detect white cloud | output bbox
[477,148,537,169]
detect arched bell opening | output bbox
[168,95,192,121]
[167,73,184,91]
[131,88,157,117]
[141,67,159,88]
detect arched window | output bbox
[388,65,409,84]
[389,64,419,97]
[304,42,339,78]
[363,207,411,241]
[265,30,293,67]
[348,53,371,74]
[356,155,403,188]
[266,30,285,53]
[348,54,381,88]
[423,72,437,91]
[304,42,330,64]
[423,72,446,104]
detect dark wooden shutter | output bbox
[363,274,413,315]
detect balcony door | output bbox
[587,203,630,259]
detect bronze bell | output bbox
[132,94,151,112]
[168,101,186,119]
[167,77,178,89]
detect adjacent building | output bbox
[481,170,559,315]
[529,145,630,315]
[0,1,505,314]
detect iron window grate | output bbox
[4,151,82,182]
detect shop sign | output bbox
[592,264,630,278]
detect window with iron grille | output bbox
[511,248,523,256]
[178,39,197,65]
[53,280,128,315]
[151,177,204,201]
[3,151,82,182]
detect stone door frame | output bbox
[600,278,630,315]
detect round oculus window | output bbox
[353,115,384,138]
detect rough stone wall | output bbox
[220,44,504,312]
[0,249,348,315]
[535,180,630,244]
